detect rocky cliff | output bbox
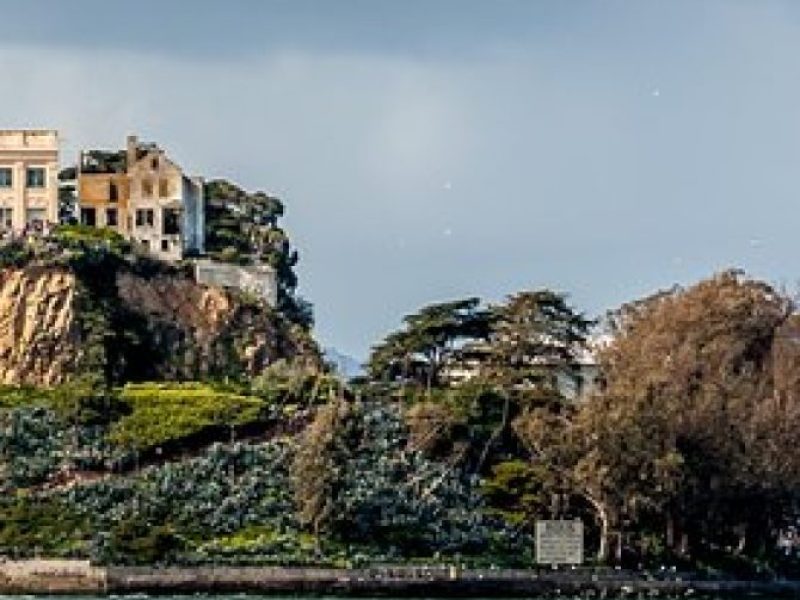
[0,267,79,385]
[0,264,315,387]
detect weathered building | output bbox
[0,130,59,233]
[77,135,204,261]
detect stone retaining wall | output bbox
[1,560,800,596]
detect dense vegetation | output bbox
[1,246,800,575]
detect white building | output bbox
[0,130,59,233]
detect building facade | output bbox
[0,130,59,233]
[77,135,204,261]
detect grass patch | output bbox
[108,382,268,450]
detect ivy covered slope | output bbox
[0,379,524,567]
[0,226,318,387]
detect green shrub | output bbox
[0,385,52,409]
[53,224,131,254]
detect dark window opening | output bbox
[162,208,180,235]
[161,239,169,252]
[109,181,119,202]
[136,209,155,227]
[80,207,96,227]
[0,169,12,188]
[152,157,159,170]
[106,208,118,227]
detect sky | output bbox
[3,0,800,359]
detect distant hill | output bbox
[324,347,364,379]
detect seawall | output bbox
[2,560,800,596]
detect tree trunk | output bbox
[679,532,689,556]
[475,395,510,474]
[666,514,675,549]
[734,525,747,555]
[584,492,611,562]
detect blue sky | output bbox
[3,1,800,359]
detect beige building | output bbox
[77,135,204,262]
[0,130,59,233]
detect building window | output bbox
[161,239,169,252]
[162,208,180,235]
[152,157,159,171]
[159,178,170,198]
[0,168,12,188]
[26,208,46,228]
[109,181,119,202]
[106,208,118,227]
[26,168,45,188]
[81,207,96,227]
[0,208,12,228]
[135,208,155,227]
[141,239,150,250]
[142,179,153,197]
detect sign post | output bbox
[535,519,584,565]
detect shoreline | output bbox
[2,561,800,596]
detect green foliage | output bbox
[251,360,344,406]
[480,290,593,402]
[368,297,491,389]
[204,178,312,329]
[0,496,89,558]
[0,239,35,268]
[0,385,52,409]
[108,383,268,450]
[481,460,554,529]
[193,525,320,565]
[48,375,128,426]
[104,517,184,565]
[292,400,510,555]
[53,224,131,256]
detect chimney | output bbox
[126,134,138,169]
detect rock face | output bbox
[116,272,293,380]
[0,268,80,386]
[0,265,310,387]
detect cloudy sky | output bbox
[3,1,800,358]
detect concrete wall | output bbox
[182,175,204,254]
[195,260,277,307]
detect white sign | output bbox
[535,519,583,565]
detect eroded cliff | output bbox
[0,264,314,386]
